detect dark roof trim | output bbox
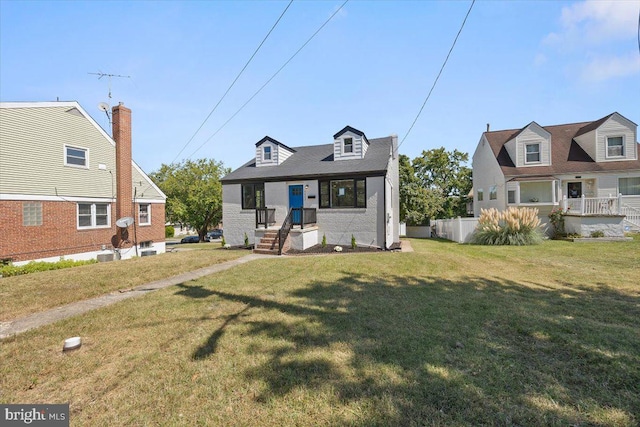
[222,170,387,185]
[574,113,616,137]
[333,125,369,145]
[507,175,558,182]
[255,136,297,152]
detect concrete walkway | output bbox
[0,253,271,339]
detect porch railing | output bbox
[278,209,294,255]
[561,194,621,215]
[255,208,276,229]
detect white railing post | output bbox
[562,196,567,212]
[580,194,585,214]
[617,193,622,215]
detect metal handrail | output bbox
[255,208,276,229]
[278,209,294,255]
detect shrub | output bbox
[591,230,605,238]
[321,234,327,248]
[244,232,249,247]
[1,259,97,278]
[351,234,357,249]
[548,208,566,237]
[221,235,226,247]
[472,207,543,246]
[165,225,175,238]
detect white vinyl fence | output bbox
[431,217,479,243]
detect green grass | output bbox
[1,238,639,426]
[0,246,246,321]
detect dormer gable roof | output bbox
[507,121,550,142]
[333,126,369,144]
[255,136,296,152]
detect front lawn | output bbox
[1,238,638,425]
[0,247,246,321]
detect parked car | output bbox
[206,229,223,240]
[180,235,200,244]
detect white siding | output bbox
[575,129,597,160]
[596,114,637,162]
[515,124,551,167]
[472,135,506,215]
[334,131,367,161]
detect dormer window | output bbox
[344,138,353,154]
[607,136,623,157]
[264,146,272,161]
[525,143,540,163]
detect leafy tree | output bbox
[150,159,229,242]
[399,154,444,225]
[411,148,472,219]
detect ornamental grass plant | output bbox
[472,207,543,245]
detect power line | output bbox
[187,0,350,159]
[170,0,294,164]
[397,0,475,151]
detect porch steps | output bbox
[253,230,290,255]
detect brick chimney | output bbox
[112,103,133,244]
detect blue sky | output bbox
[1,0,639,173]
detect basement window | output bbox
[23,202,43,226]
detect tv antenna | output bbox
[88,71,131,100]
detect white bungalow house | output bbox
[221,126,400,254]
[472,112,640,236]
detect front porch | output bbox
[254,207,319,255]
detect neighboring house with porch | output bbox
[221,126,400,254]
[472,112,640,236]
[0,101,166,264]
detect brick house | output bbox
[0,101,166,264]
[221,126,400,254]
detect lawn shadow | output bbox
[175,283,215,299]
[193,272,640,425]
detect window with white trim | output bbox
[508,190,516,204]
[23,202,42,226]
[607,136,624,157]
[619,177,640,195]
[77,203,110,229]
[477,189,483,201]
[489,185,497,200]
[263,146,272,161]
[344,138,353,154]
[138,204,151,225]
[65,145,88,167]
[525,143,540,163]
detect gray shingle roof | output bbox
[222,136,392,183]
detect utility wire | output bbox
[397,0,475,152]
[187,0,350,159]
[171,0,294,164]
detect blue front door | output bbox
[289,185,304,224]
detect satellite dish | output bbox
[98,102,110,112]
[116,217,134,228]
